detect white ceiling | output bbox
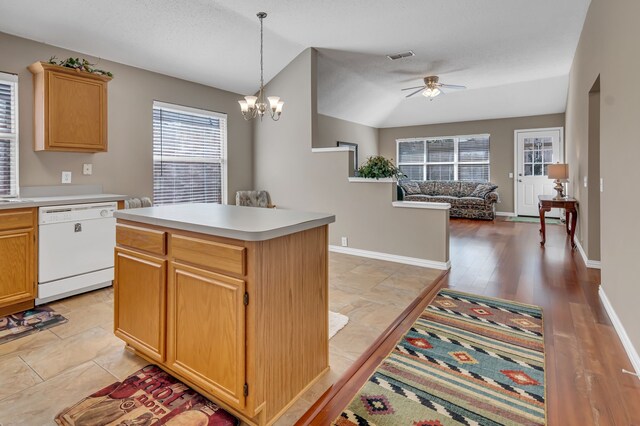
[0,0,591,128]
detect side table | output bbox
[538,195,578,249]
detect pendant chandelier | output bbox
[238,12,284,121]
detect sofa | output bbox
[397,180,499,220]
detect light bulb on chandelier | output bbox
[238,12,284,121]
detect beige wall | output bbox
[0,32,253,203]
[566,0,640,353]
[253,48,449,264]
[379,114,565,214]
[316,114,379,162]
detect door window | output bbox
[523,137,554,177]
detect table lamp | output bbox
[548,163,569,199]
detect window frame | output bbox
[0,72,19,198]
[396,134,490,181]
[152,100,228,206]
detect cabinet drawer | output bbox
[171,235,245,276]
[0,209,34,232]
[117,224,166,255]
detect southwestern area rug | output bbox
[333,289,545,426]
[56,364,238,425]
[0,306,67,345]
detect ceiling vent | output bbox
[386,51,415,60]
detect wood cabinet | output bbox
[114,220,329,426]
[0,208,37,316]
[114,247,166,362]
[28,62,111,152]
[167,262,246,408]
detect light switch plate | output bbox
[61,171,72,184]
[509,172,514,178]
[82,163,93,175]
[600,178,604,192]
[583,176,588,188]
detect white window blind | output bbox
[0,72,18,198]
[153,101,227,206]
[397,134,490,182]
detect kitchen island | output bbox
[113,203,335,426]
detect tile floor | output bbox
[0,253,442,426]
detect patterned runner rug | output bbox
[56,364,238,425]
[506,216,560,225]
[333,289,545,426]
[0,306,67,345]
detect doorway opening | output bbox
[587,76,601,263]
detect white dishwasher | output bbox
[37,202,117,305]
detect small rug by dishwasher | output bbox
[330,311,349,339]
[507,216,561,225]
[56,364,238,425]
[0,306,67,344]
[333,289,545,426]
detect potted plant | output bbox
[356,156,405,180]
[48,56,114,77]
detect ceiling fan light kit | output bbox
[239,12,284,121]
[423,87,441,99]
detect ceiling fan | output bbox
[402,76,466,100]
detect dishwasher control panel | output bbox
[39,202,118,225]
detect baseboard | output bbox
[328,245,451,270]
[599,286,640,375]
[496,211,516,217]
[575,240,602,269]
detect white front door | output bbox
[515,128,563,217]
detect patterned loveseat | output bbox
[397,180,499,220]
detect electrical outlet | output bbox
[583,176,588,188]
[83,163,93,175]
[61,171,72,184]
[341,237,348,247]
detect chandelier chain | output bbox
[260,14,264,90]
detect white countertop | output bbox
[0,193,127,210]
[114,203,336,241]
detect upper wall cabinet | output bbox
[28,62,112,152]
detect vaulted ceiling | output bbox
[0,0,591,128]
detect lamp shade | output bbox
[548,163,569,180]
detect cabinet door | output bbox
[167,263,246,408]
[47,71,107,151]
[114,248,166,362]
[0,229,35,307]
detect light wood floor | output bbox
[302,218,640,425]
[0,253,442,425]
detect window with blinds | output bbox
[397,134,490,182]
[152,101,227,206]
[0,73,18,198]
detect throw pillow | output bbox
[400,181,421,195]
[470,183,498,198]
[417,181,435,195]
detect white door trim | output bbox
[513,127,564,216]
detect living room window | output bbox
[0,72,19,198]
[397,134,490,181]
[153,101,227,206]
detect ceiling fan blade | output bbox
[401,85,426,91]
[439,83,466,89]
[405,87,425,98]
